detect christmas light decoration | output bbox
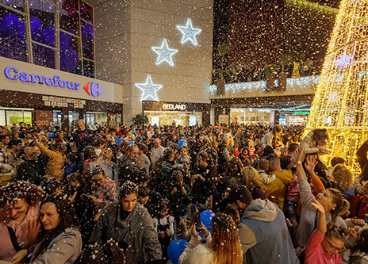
[151,38,178,66]
[306,0,368,176]
[176,18,202,46]
[208,76,320,95]
[134,75,163,101]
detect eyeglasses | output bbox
[325,237,345,253]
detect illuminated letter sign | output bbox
[4,66,103,97]
[163,104,187,110]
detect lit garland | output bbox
[208,76,320,95]
[306,0,368,176]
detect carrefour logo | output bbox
[84,82,103,97]
[4,66,103,97]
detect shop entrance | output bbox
[0,108,33,126]
[144,111,202,126]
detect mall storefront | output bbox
[142,101,210,127]
[0,57,124,129]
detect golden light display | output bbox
[306,0,368,176]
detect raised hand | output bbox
[311,199,325,215]
[304,155,318,174]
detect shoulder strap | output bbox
[355,197,364,218]
[7,226,23,252]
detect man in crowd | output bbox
[229,186,299,264]
[264,153,293,210]
[73,120,95,171]
[118,144,140,183]
[15,146,44,185]
[151,138,165,171]
[89,181,163,264]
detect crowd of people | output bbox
[1,120,368,264]
[212,58,320,84]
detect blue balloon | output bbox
[129,141,134,145]
[116,138,125,146]
[48,133,55,138]
[178,139,187,149]
[168,239,188,264]
[200,210,215,232]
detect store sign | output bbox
[163,104,187,110]
[294,111,310,115]
[4,66,103,97]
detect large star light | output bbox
[135,75,163,101]
[151,39,178,66]
[176,18,202,46]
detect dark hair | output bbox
[197,151,213,166]
[66,153,77,163]
[90,164,105,177]
[172,170,184,181]
[119,180,138,198]
[287,143,299,153]
[262,145,275,157]
[84,146,97,161]
[40,177,60,197]
[126,144,138,152]
[137,143,149,155]
[168,142,178,151]
[155,198,171,217]
[225,204,239,215]
[138,186,150,197]
[35,193,78,258]
[136,171,149,184]
[163,148,174,161]
[356,229,368,253]
[67,172,81,183]
[331,157,345,167]
[313,128,329,141]
[0,181,44,207]
[229,186,253,205]
[7,139,21,148]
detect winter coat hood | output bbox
[241,199,277,223]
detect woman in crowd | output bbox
[330,164,355,200]
[179,213,243,264]
[294,147,349,248]
[82,146,97,178]
[34,137,65,180]
[0,181,44,263]
[223,157,244,190]
[95,146,120,182]
[241,166,267,200]
[30,193,82,264]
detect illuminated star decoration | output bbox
[135,75,163,101]
[335,54,352,68]
[151,39,178,66]
[176,18,202,46]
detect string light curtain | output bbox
[306,0,368,176]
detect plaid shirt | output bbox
[94,178,118,204]
[0,148,8,165]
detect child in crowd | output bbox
[64,153,77,181]
[138,186,150,207]
[167,171,192,221]
[153,198,176,263]
[175,145,191,184]
[257,159,270,183]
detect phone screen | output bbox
[194,211,201,232]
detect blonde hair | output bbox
[241,166,265,191]
[328,188,350,229]
[332,164,353,191]
[209,213,243,264]
[222,137,231,146]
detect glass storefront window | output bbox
[86,113,95,125]
[83,59,95,78]
[32,42,55,68]
[144,111,202,126]
[95,112,108,125]
[6,110,32,125]
[69,111,80,125]
[59,0,79,36]
[29,0,55,47]
[0,110,5,126]
[53,111,61,127]
[230,108,273,125]
[60,31,81,74]
[81,20,94,60]
[0,6,27,62]
[80,1,93,24]
[0,0,24,11]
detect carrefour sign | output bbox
[4,66,103,97]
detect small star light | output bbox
[176,18,202,46]
[135,75,163,101]
[336,54,352,68]
[151,39,178,66]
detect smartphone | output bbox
[194,211,201,232]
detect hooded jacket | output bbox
[89,201,162,262]
[239,199,299,264]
